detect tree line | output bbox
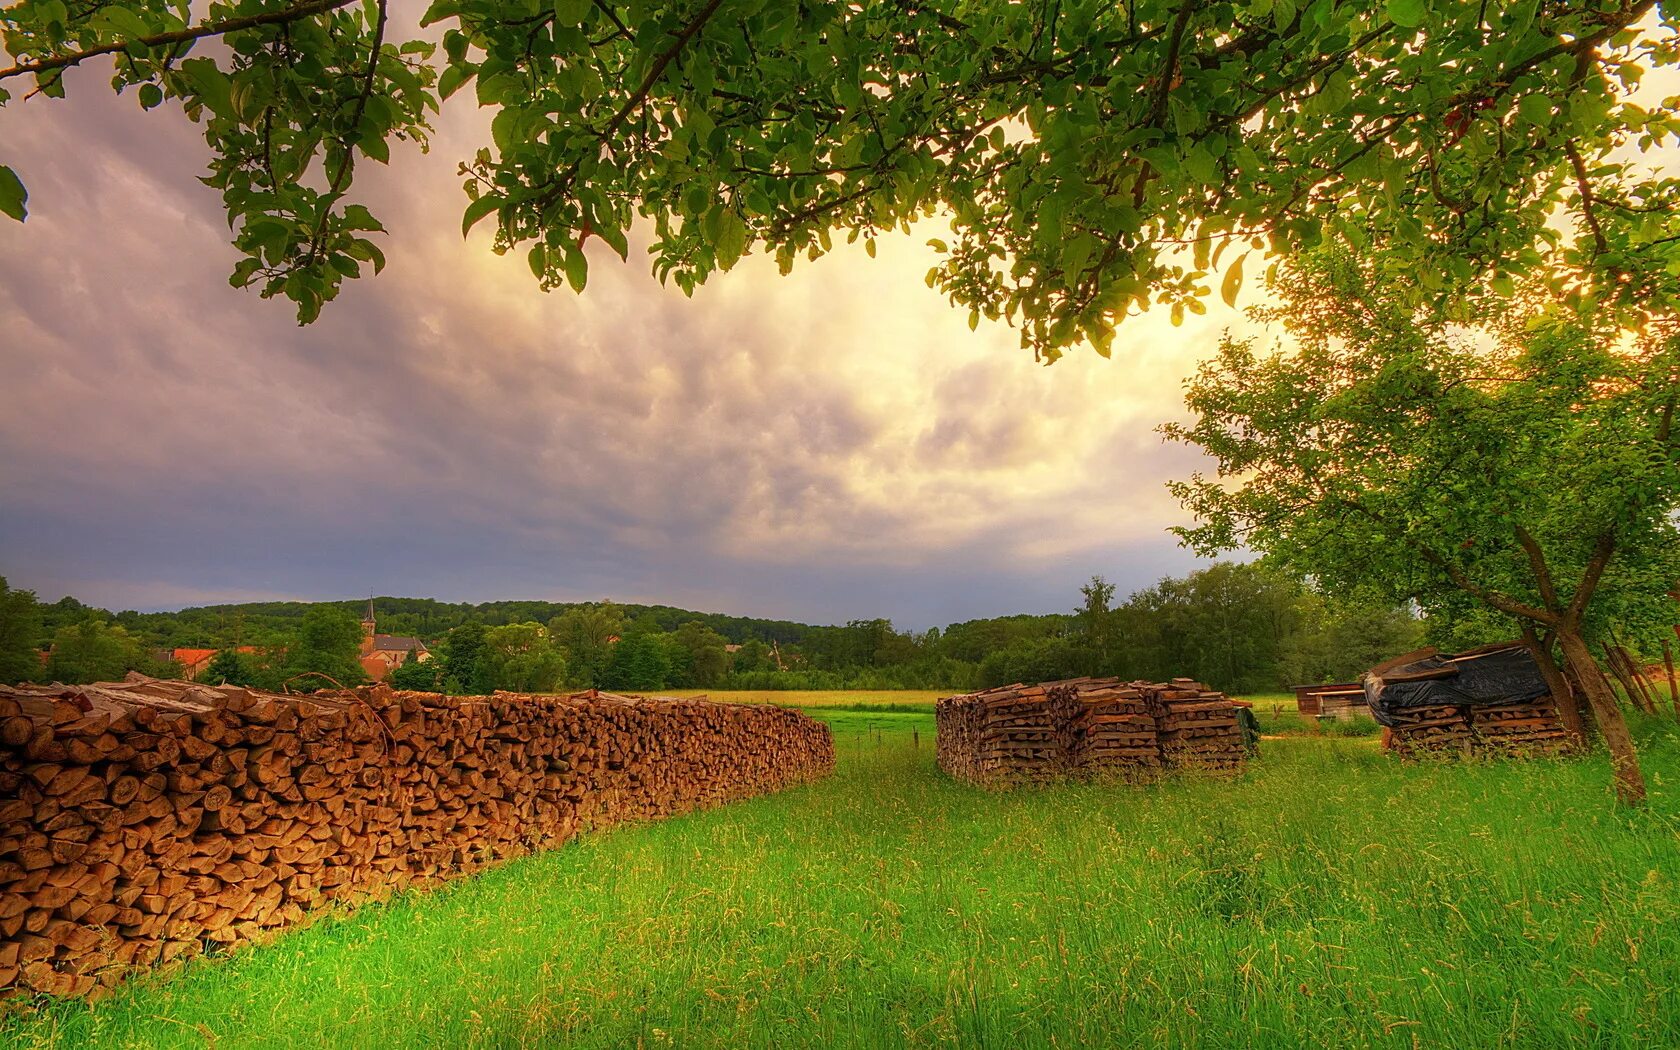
[0,563,1434,696]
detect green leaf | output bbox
[715,210,747,270]
[563,248,588,292]
[528,242,546,278]
[138,83,164,110]
[1221,252,1248,309]
[1386,0,1425,28]
[461,195,499,238]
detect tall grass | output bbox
[5,712,1678,1049]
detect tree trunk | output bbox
[1558,628,1647,805]
[1522,626,1587,750]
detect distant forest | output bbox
[0,562,1436,695]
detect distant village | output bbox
[166,603,431,683]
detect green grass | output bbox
[6,710,1680,1049]
[663,689,949,710]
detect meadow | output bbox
[3,701,1678,1049]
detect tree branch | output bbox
[0,0,356,84]
[305,0,387,265]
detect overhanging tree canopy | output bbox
[2,1,1676,353]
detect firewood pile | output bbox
[1044,678,1160,777]
[934,683,1067,784]
[1366,645,1573,758]
[1468,698,1573,754]
[1385,699,1571,757]
[1383,705,1473,757]
[0,675,832,1001]
[937,677,1247,786]
[1135,679,1248,772]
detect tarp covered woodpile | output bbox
[937,677,1249,786]
[0,675,833,1000]
[1364,643,1570,756]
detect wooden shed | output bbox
[1290,681,1368,720]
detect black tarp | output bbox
[1362,643,1550,728]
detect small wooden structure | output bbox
[1290,681,1367,720]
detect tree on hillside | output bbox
[1166,249,1680,804]
[550,603,624,688]
[436,621,489,693]
[1075,575,1117,673]
[670,620,729,688]
[387,653,446,691]
[43,619,151,684]
[202,646,261,687]
[0,578,43,684]
[604,631,669,692]
[478,622,567,692]
[279,605,367,689]
[2,3,1673,353]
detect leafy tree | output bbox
[0,577,43,684]
[4,4,1674,355]
[550,603,624,687]
[478,621,567,692]
[279,605,367,689]
[43,619,149,684]
[670,620,729,687]
[438,620,490,693]
[728,638,773,675]
[604,631,669,692]
[387,653,446,691]
[201,646,262,687]
[1166,249,1680,804]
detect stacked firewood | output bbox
[1383,705,1472,757]
[1386,699,1570,757]
[934,683,1066,784]
[1044,678,1161,777]
[938,677,1249,785]
[0,676,832,1001]
[1468,699,1573,754]
[1136,679,1247,772]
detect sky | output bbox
[0,59,1251,630]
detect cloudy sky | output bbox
[0,61,1250,629]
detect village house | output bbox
[359,601,431,681]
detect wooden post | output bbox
[1665,640,1680,724]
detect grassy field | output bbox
[5,706,1679,1048]
[662,689,946,711]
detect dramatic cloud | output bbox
[0,71,1248,627]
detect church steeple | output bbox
[361,598,377,639]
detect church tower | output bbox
[361,599,377,642]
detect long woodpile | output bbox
[1386,698,1571,757]
[937,677,1247,786]
[0,675,832,1001]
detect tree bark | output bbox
[1558,628,1647,805]
[1521,625,1586,749]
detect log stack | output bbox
[934,684,1067,784]
[0,676,832,1001]
[1383,705,1472,757]
[1044,678,1161,778]
[1467,698,1572,754]
[1137,679,1247,772]
[938,676,1248,786]
[1385,698,1569,757]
